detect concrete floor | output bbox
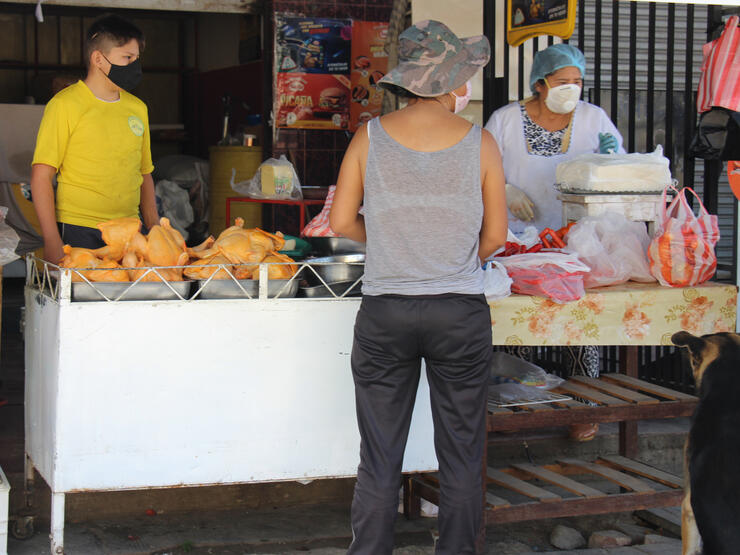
[0,278,686,554]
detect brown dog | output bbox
[672,331,740,555]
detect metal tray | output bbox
[71,280,192,302]
[197,278,298,299]
[303,254,365,284]
[308,237,366,256]
[555,184,668,195]
[298,279,362,298]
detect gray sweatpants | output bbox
[347,293,492,555]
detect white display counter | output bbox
[24,261,437,554]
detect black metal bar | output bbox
[593,0,602,107]
[504,0,510,105]
[483,0,495,120]
[548,35,554,47]
[683,4,695,191]
[665,3,675,173]
[578,0,585,51]
[57,15,62,65]
[733,198,738,285]
[628,2,637,153]
[611,0,619,123]
[262,3,274,159]
[646,2,656,152]
[518,43,525,99]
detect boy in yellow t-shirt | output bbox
[31,14,158,263]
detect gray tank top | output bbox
[361,117,485,296]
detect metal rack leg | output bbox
[619,346,639,458]
[50,492,65,555]
[24,455,34,509]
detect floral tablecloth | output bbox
[489,282,737,346]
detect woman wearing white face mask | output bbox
[484,44,624,443]
[484,43,624,234]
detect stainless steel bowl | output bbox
[298,280,362,298]
[308,237,366,256]
[303,254,365,285]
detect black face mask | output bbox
[102,55,142,91]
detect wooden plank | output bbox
[570,376,660,405]
[601,373,697,401]
[487,467,561,502]
[519,403,556,412]
[486,492,511,508]
[635,507,682,537]
[488,405,514,415]
[558,459,655,493]
[551,398,589,409]
[554,382,630,406]
[511,463,607,499]
[597,456,683,489]
[487,400,697,432]
[485,490,683,524]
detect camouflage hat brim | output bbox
[378,32,490,97]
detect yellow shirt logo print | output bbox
[128,115,144,137]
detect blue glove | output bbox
[599,132,618,154]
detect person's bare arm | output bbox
[140,174,159,231]
[329,127,368,242]
[479,130,508,261]
[30,163,64,263]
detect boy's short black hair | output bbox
[84,14,145,69]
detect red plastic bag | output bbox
[647,185,719,287]
[697,15,740,114]
[499,252,590,303]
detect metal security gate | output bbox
[483,1,739,392]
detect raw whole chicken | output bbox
[247,252,298,280]
[92,217,145,261]
[142,218,189,268]
[60,246,101,282]
[122,252,183,283]
[190,218,286,265]
[183,254,234,280]
[87,260,129,282]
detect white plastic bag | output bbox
[0,206,19,266]
[155,180,194,240]
[482,260,512,301]
[556,146,672,192]
[230,155,302,200]
[566,212,655,288]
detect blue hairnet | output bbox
[529,44,586,90]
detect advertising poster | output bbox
[276,16,353,74]
[275,73,351,130]
[349,21,389,131]
[506,0,576,47]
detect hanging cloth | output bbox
[696,15,740,114]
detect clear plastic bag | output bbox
[566,212,655,288]
[0,206,20,266]
[490,351,565,389]
[482,260,512,301]
[498,252,590,303]
[556,146,672,192]
[230,155,302,200]
[155,180,194,240]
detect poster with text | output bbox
[350,21,389,131]
[276,16,353,75]
[276,73,351,130]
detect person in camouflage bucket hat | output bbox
[330,17,506,555]
[377,19,490,98]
